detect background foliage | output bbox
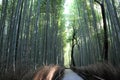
[0,0,120,79]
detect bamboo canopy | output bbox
[0,0,120,79]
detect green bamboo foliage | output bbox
[0,0,64,78]
[0,0,120,79]
[104,0,120,64]
[71,0,120,66]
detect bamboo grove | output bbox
[0,0,64,79]
[0,0,120,79]
[72,0,120,66]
